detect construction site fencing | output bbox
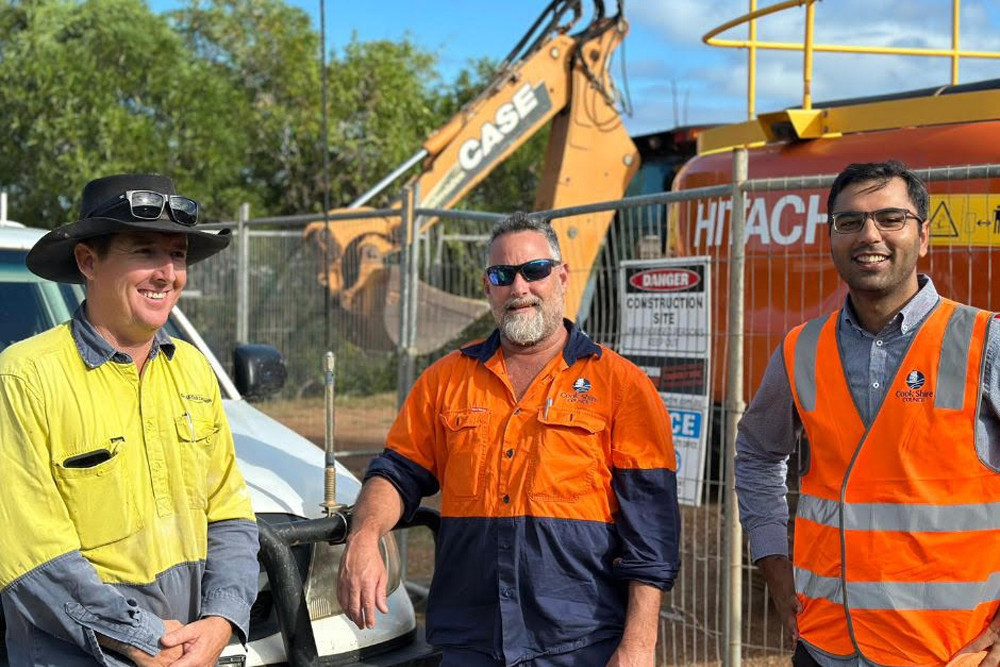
[180,156,1000,666]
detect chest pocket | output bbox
[52,442,138,551]
[439,408,488,499]
[529,407,606,503]
[176,412,219,510]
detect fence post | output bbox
[396,186,415,410]
[723,148,748,667]
[236,202,251,345]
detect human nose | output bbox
[855,215,884,243]
[508,270,531,295]
[151,252,177,282]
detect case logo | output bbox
[572,377,592,393]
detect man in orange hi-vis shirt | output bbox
[338,212,681,667]
[736,160,1000,667]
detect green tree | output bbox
[0,0,256,227]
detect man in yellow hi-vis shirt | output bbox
[0,174,259,667]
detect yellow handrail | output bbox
[703,0,1000,119]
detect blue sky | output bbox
[152,1,1000,136]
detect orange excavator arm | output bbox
[305,0,638,349]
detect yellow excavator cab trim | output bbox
[697,0,1000,154]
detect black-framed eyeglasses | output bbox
[829,207,921,234]
[90,190,200,226]
[486,259,560,286]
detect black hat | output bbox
[26,174,231,283]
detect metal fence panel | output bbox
[179,161,1000,666]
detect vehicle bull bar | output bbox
[257,506,441,667]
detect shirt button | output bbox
[872,382,880,389]
[500,541,510,549]
[501,589,513,599]
[502,494,510,504]
[876,340,883,347]
[513,408,521,415]
[505,449,514,459]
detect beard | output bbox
[496,295,563,347]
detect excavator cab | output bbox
[304,0,639,354]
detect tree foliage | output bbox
[0,0,548,228]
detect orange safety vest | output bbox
[784,299,1000,667]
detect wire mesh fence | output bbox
[180,157,1000,666]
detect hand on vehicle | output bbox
[757,555,802,642]
[159,616,234,667]
[951,608,1000,667]
[338,531,389,629]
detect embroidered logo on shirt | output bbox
[572,377,592,393]
[895,369,933,403]
[181,393,212,404]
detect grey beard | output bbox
[500,308,546,346]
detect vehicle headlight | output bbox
[303,532,403,620]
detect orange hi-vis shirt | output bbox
[366,322,680,665]
[784,299,1000,667]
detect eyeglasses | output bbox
[90,190,200,226]
[829,207,921,234]
[486,259,560,286]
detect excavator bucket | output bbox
[383,266,490,354]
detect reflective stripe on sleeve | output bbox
[798,494,1000,532]
[796,567,1000,611]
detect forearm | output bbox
[348,477,405,544]
[620,582,662,650]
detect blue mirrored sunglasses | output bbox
[486,259,559,286]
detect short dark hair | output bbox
[827,160,930,223]
[485,211,562,266]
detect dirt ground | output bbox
[257,395,793,666]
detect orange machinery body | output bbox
[671,120,1000,403]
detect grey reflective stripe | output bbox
[794,314,831,412]
[798,494,1000,532]
[796,567,1000,611]
[935,305,979,410]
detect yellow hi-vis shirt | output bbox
[0,318,257,665]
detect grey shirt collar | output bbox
[841,274,939,337]
[71,303,176,369]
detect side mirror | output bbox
[233,344,287,401]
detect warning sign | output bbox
[927,195,1000,246]
[618,257,712,506]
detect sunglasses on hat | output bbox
[486,259,560,286]
[89,190,200,226]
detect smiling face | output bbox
[829,176,929,306]
[75,231,188,348]
[484,230,568,348]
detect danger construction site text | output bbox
[625,295,706,309]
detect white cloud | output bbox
[623,0,1000,134]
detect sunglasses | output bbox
[486,259,560,286]
[829,207,921,234]
[90,190,200,227]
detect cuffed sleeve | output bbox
[5,551,165,664]
[201,518,259,643]
[366,450,440,522]
[609,364,681,591]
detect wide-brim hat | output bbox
[26,173,231,283]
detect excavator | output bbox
[304,0,639,353]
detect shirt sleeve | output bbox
[199,371,259,641]
[976,316,1000,471]
[366,363,442,521]
[0,369,165,663]
[609,363,681,591]
[734,345,802,561]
